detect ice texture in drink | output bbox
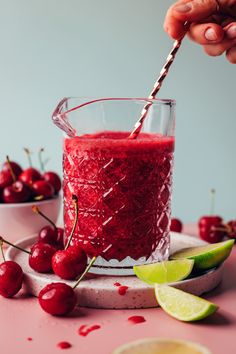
[63,131,174,262]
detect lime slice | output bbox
[171,239,234,270]
[133,259,194,285]
[155,284,218,322]
[112,338,211,354]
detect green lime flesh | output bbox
[133,259,194,285]
[155,284,218,322]
[171,239,234,270]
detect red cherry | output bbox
[38,226,58,245]
[19,167,42,185]
[0,171,13,189]
[0,261,23,298]
[29,243,56,273]
[226,220,236,239]
[52,245,87,280]
[198,216,227,243]
[31,180,55,200]
[38,282,77,316]
[2,160,22,178]
[2,181,31,203]
[43,172,61,194]
[170,218,183,233]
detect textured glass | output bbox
[52,98,175,275]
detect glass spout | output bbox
[52,97,77,137]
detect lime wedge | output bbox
[155,284,218,322]
[171,239,234,270]
[133,259,194,285]
[112,338,211,354]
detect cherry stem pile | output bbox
[65,194,79,250]
[0,236,31,255]
[32,205,57,230]
[73,256,97,289]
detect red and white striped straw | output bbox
[128,38,183,140]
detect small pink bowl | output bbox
[0,195,62,243]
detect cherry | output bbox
[32,205,64,248]
[0,261,23,298]
[38,256,96,316]
[0,156,20,190]
[52,245,87,280]
[198,216,227,243]
[38,226,58,245]
[19,167,42,186]
[31,180,54,200]
[29,243,56,273]
[2,160,22,178]
[38,282,77,316]
[3,181,31,203]
[0,171,13,189]
[43,172,61,194]
[226,220,236,239]
[170,218,183,233]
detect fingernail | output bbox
[205,28,218,41]
[174,3,192,13]
[227,26,236,39]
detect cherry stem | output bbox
[38,148,45,172]
[6,156,16,182]
[73,256,97,289]
[65,195,79,250]
[210,189,215,215]
[0,240,5,262]
[0,237,31,255]
[24,148,33,167]
[32,205,57,230]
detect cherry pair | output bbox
[31,196,88,279]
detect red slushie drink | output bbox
[52,97,176,275]
[63,131,174,262]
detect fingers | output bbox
[203,37,236,56]
[164,0,218,39]
[226,46,236,63]
[202,22,236,63]
[188,22,225,44]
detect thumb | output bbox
[164,0,219,39]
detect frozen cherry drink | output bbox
[53,98,175,275]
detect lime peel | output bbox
[171,239,234,270]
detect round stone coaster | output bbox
[5,232,224,309]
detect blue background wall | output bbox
[0,0,235,222]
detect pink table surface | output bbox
[0,225,236,354]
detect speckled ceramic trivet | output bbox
[5,232,224,309]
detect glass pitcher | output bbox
[52,97,175,275]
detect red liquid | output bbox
[128,315,146,324]
[57,341,72,349]
[118,285,129,295]
[63,131,174,261]
[78,324,101,337]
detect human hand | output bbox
[164,0,236,63]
